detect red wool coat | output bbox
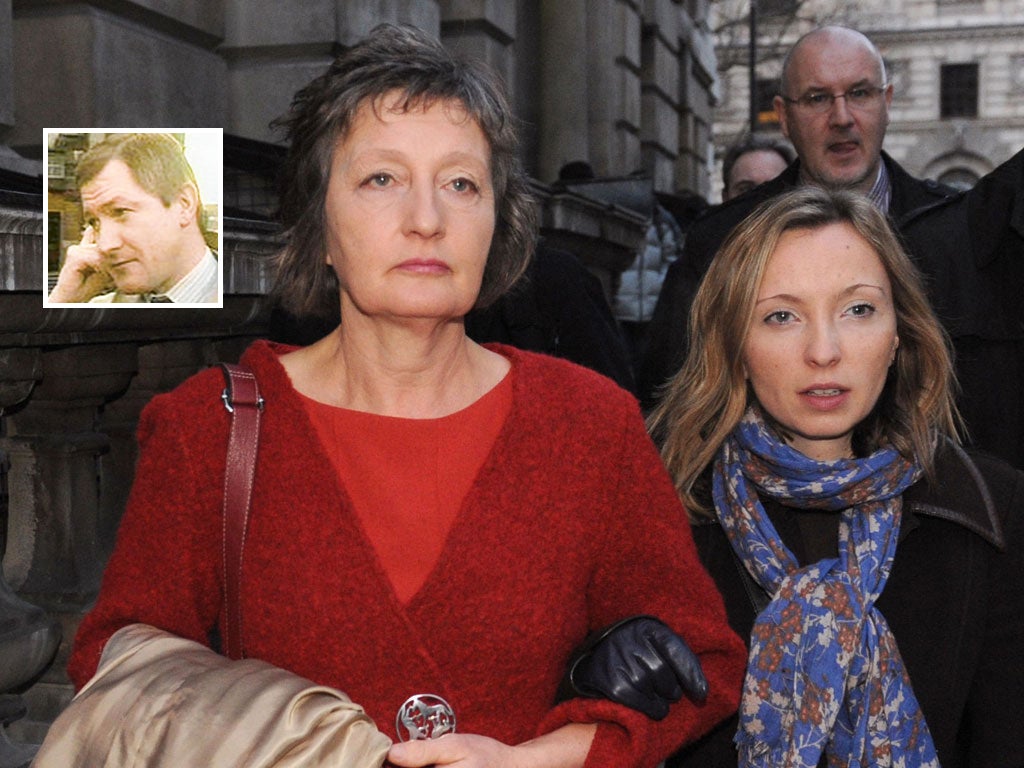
[70,340,744,767]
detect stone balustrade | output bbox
[0,191,280,754]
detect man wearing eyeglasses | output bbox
[638,25,954,410]
[774,27,894,199]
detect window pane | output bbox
[940,63,979,118]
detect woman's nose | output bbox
[403,183,445,238]
[805,321,842,367]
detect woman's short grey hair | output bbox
[272,23,538,320]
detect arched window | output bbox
[937,166,980,190]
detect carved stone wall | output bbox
[0,193,278,748]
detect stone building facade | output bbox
[0,0,720,759]
[5,0,720,197]
[709,0,1024,199]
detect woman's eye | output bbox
[764,310,794,325]
[847,302,876,317]
[363,173,392,188]
[449,177,478,194]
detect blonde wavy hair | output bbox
[648,187,962,518]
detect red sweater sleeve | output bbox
[537,395,746,766]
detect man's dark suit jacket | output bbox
[900,147,1024,468]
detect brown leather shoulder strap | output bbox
[219,363,263,660]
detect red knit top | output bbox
[299,374,512,603]
[69,341,745,767]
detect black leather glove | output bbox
[562,615,708,720]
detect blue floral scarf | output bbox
[712,408,940,768]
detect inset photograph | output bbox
[43,129,223,306]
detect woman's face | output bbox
[324,92,496,323]
[742,222,898,461]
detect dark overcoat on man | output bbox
[899,147,1024,468]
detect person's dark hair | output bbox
[272,23,538,320]
[76,133,203,225]
[721,134,794,192]
[557,160,595,182]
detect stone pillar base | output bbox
[0,695,38,768]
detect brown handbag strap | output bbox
[219,363,264,660]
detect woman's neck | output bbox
[283,317,508,419]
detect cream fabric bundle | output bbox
[33,624,390,767]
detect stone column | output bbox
[0,577,60,768]
[0,0,14,139]
[537,0,590,182]
[2,344,136,603]
[587,0,640,175]
[0,0,36,176]
[0,348,59,768]
[0,343,137,748]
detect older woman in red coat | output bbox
[66,23,744,768]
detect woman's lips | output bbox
[799,387,849,411]
[396,259,450,274]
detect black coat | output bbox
[900,148,1024,468]
[670,444,1024,768]
[464,245,636,393]
[638,153,953,410]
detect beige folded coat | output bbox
[33,624,391,767]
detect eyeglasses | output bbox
[781,85,888,113]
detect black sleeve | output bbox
[636,238,709,411]
[963,459,1024,766]
[467,245,637,393]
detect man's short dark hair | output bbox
[721,134,795,190]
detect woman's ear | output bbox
[890,336,900,365]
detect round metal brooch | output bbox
[395,693,457,742]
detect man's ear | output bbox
[175,183,201,227]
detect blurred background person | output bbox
[721,134,793,202]
[900,146,1024,468]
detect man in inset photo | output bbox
[47,132,219,304]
